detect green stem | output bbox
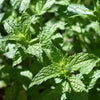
[38,0,41,14]
[93,0,99,11]
[29,57,32,67]
[65,0,70,4]
[77,0,81,4]
[39,16,43,29]
[29,38,38,44]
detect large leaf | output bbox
[69,77,87,92]
[11,0,30,13]
[38,20,65,45]
[4,15,33,35]
[29,64,61,87]
[65,53,100,74]
[4,17,21,34]
[35,0,55,15]
[62,77,88,100]
[67,4,94,16]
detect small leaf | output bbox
[0,80,6,88]
[88,70,100,90]
[27,43,43,62]
[40,0,55,14]
[20,70,33,80]
[13,51,22,67]
[0,0,4,5]
[0,65,5,71]
[0,13,5,22]
[13,47,26,67]
[49,45,64,63]
[3,43,16,59]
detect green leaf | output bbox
[55,0,68,5]
[51,33,63,42]
[69,77,87,92]
[65,53,99,74]
[0,13,5,22]
[2,34,20,41]
[38,20,64,45]
[0,0,4,5]
[88,70,100,90]
[51,33,63,48]
[67,4,94,16]
[0,65,5,71]
[0,39,6,53]
[29,64,60,87]
[88,21,100,36]
[4,15,33,35]
[35,0,55,15]
[62,77,88,100]
[3,15,33,43]
[4,17,21,34]
[21,13,33,33]
[13,47,26,67]
[48,45,64,63]
[0,80,6,88]
[42,43,64,66]
[20,70,33,80]
[3,43,16,59]
[13,50,22,67]
[27,43,43,62]
[95,0,100,11]
[11,0,30,13]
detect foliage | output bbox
[0,0,100,100]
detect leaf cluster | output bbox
[0,0,100,100]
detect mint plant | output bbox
[0,0,100,100]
